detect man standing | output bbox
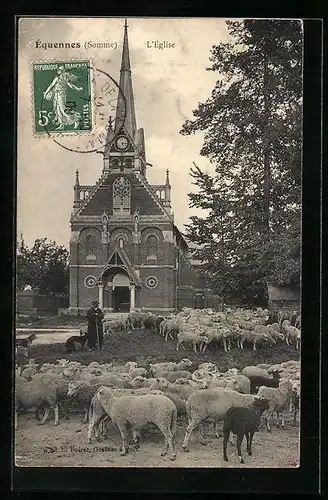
[86,300,104,350]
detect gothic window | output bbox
[86,235,97,261]
[118,237,124,249]
[85,190,89,198]
[113,177,131,215]
[112,158,120,169]
[146,234,158,261]
[79,191,84,200]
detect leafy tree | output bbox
[16,236,69,296]
[181,20,302,305]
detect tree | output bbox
[181,20,302,305]
[16,236,69,296]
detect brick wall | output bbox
[138,266,176,310]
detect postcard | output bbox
[15,16,302,469]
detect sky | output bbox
[17,17,233,248]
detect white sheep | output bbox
[281,319,291,334]
[87,386,168,442]
[174,378,208,389]
[95,387,177,460]
[149,359,192,377]
[176,331,209,353]
[198,362,219,374]
[257,378,293,431]
[285,326,301,349]
[160,370,192,383]
[15,379,59,429]
[129,367,148,379]
[89,373,129,388]
[202,326,232,352]
[182,388,267,451]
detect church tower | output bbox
[69,19,203,315]
[103,19,146,176]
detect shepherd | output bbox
[86,300,104,351]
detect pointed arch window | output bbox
[113,177,131,215]
[146,234,158,261]
[86,235,97,261]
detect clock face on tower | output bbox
[115,136,129,150]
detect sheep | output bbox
[295,314,301,329]
[241,366,280,394]
[290,382,300,426]
[209,375,251,395]
[223,398,270,464]
[128,376,155,389]
[129,367,148,379]
[66,381,102,422]
[20,364,39,381]
[160,318,181,340]
[201,327,232,352]
[284,326,301,349]
[257,378,293,431]
[160,370,192,383]
[143,315,158,332]
[176,331,209,353]
[87,386,167,442]
[281,319,291,334]
[15,379,59,429]
[182,388,267,452]
[174,378,208,390]
[227,375,251,394]
[96,388,178,460]
[192,369,216,383]
[267,325,285,342]
[198,362,219,374]
[239,330,276,351]
[162,392,186,416]
[256,363,271,370]
[88,374,130,388]
[149,359,192,377]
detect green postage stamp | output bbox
[32,60,92,133]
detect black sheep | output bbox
[249,375,280,394]
[223,397,270,464]
[155,316,165,334]
[143,315,158,332]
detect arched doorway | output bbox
[112,272,130,312]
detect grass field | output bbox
[28,327,300,370]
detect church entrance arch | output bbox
[112,272,130,312]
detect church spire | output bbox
[114,18,137,139]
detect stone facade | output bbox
[69,22,212,314]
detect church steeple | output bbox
[114,18,137,139]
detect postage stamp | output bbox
[32,60,92,134]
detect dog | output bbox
[16,332,37,348]
[65,329,88,353]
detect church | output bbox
[69,21,215,314]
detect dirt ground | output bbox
[15,411,299,469]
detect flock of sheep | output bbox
[15,352,300,465]
[103,306,301,353]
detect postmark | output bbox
[32,60,127,154]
